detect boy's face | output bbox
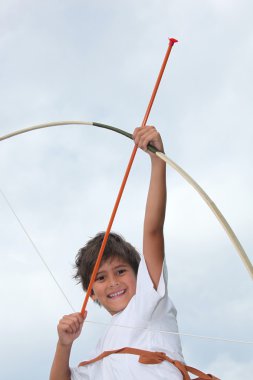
[91,256,137,315]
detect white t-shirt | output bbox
[71,257,184,380]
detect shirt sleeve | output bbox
[70,366,89,380]
[132,256,168,318]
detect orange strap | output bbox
[78,347,220,380]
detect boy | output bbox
[50,126,185,380]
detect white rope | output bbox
[0,187,75,312]
[84,319,253,345]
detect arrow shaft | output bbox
[81,38,178,316]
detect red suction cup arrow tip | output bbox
[169,38,178,45]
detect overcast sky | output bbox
[0,1,252,379]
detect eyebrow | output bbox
[113,264,129,270]
[96,264,129,276]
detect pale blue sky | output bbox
[0,1,252,379]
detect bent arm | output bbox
[50,312,85,380]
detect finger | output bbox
[66,316,83,332]
[59,316,81,334]
[133,125,154,137]
[61,313,84,326]
[133,126,145,142]
[134,126,155,146]
[64,320,80,334]
[137,129,158,151]
[58,321,75,334]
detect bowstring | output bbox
[1,187,253,346]
[0,187,75,312]
[84,319,253,345]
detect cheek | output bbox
[92,283,104,297]
[91,285,100,299]
[129,276,137,291]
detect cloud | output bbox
[207,352,253,380]
[0,1,252,380]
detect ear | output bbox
[90,290,98,302]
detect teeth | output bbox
[108,290,125,298]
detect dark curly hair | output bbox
[74,232,141,293]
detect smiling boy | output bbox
[50,126,220,380]
[50,126,185,380]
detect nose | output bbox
[108,274,119,288]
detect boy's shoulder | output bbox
[137,255,167,292]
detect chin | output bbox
[108,304,126,315]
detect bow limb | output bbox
[0,121,131,141]
[0,121,93,141]
[155,152,253,280]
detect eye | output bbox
[95,275,105,282]
[117,268,126,275]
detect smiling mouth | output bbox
[107,289,126,299]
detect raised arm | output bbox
[133,126,166,289]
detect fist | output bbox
[133,126,164,154]
[57,312,86,346]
